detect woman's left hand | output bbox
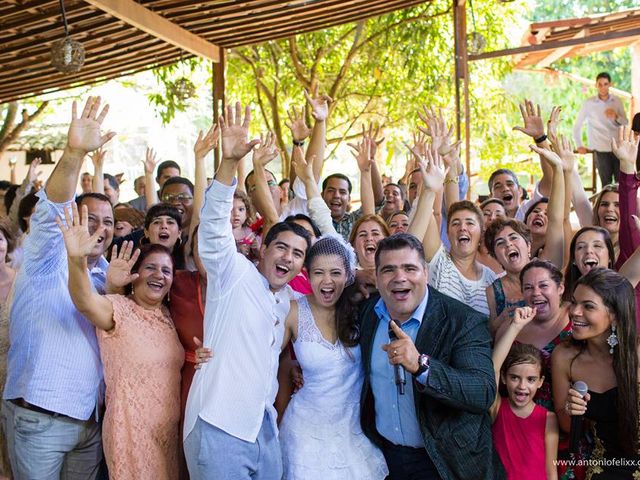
[107,241,141,289]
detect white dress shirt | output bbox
[573,94,627,152]
[184,179,290,443]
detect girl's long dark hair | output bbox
[574,268,638,454]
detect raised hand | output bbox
[364,122,385,158]
[285,105,312,142]
[304,88,332,122]
[142,147,158,175]
[291,146,314,184]
[219,101,260,161]
[513,99,545,140]
[547,105,562,144]
[107,241,141,289]
[55,203,104,259]
[67,96,116,156]
[612,127,639,173]
[27,157,42,185]
[530,143,562,169]
[405,131,428,164]
[89,148,106,170]
[348,135,374,173]
[194,124,220,160]
[512,306,536,329]
[252,132,280,167]
[555,134,577,172]
[417,147,448,193]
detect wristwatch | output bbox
[414,354,430,377]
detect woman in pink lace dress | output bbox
[57,203,183,480]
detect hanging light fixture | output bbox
[51,0,85,73]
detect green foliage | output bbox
[149,58,201,124]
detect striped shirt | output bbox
[4,189,106,420]
[184,180,290,443]
[428,245,496,316]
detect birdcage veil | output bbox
[304,234,357,286]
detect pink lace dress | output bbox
[99,295,184,480]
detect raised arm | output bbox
[513,100,554,196]
[191,124,220,238]
[199,102,260,272]
[305,89,332,182]
[407,148,446,261]
[46,97,116,203]
[8,157,40,234]
[142,147,159,209]
[291,146,337,236]
[613,127,640,266]
[56,203,114,331]
[489,306,536,419]
[285,103,312,186]
[251,132,281,238]
[530,143,565,268]
[348,133,375,216]
[90,148,106,195]
[572,104,588,153]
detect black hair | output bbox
[263,221,312,253]
[144,203,183,230]
[384,182,405,200]
[156,160,181,180]
[125,243,175,302]
[322,173,352,194]
[75,192,112,209]
[0,219,16,262]
[18,192,38,233]
[563,226,615,302]
[0,181,12,191]
[279,178,290,187]
[4,184,18,215]
[524,197,549,224]
[374,233,425,269]
[160,176,194,196]
[284,213,321,239]
[488,168,519,191]
[596,72,611,82]
[573,268,638,454]
[103,173,119,191]
[519,259,563,289]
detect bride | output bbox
[278,235,388,479]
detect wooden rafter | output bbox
[84,0,220,62]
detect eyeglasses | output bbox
[161,193,193,203]
[248,180,278,194]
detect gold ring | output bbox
[393,349,398,356]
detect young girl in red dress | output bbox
[491,306,560,480]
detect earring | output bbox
[607,324,619,354]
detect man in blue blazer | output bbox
[358,233,504,479]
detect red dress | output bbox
[492,400,548,480]
[169,270,204,480]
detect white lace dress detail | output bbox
[279,296,388,479]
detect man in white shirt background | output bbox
[573,72,628,187]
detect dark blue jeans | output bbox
[381,438,441,480]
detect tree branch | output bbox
[288,36,311,90]
[0,101,49,154]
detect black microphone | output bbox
[569,381,589,454]
[388,319,406,395]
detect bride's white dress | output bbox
[279,296,388,479]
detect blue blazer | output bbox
[358,287,505,480]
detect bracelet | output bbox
[534,134,548,144]
[444,176,459,185]
[293,139,305,147]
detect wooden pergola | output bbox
[1,0,431,104]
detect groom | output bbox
[358,233,504,480]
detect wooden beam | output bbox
[84,0,221,62]
[469,27,640,61]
